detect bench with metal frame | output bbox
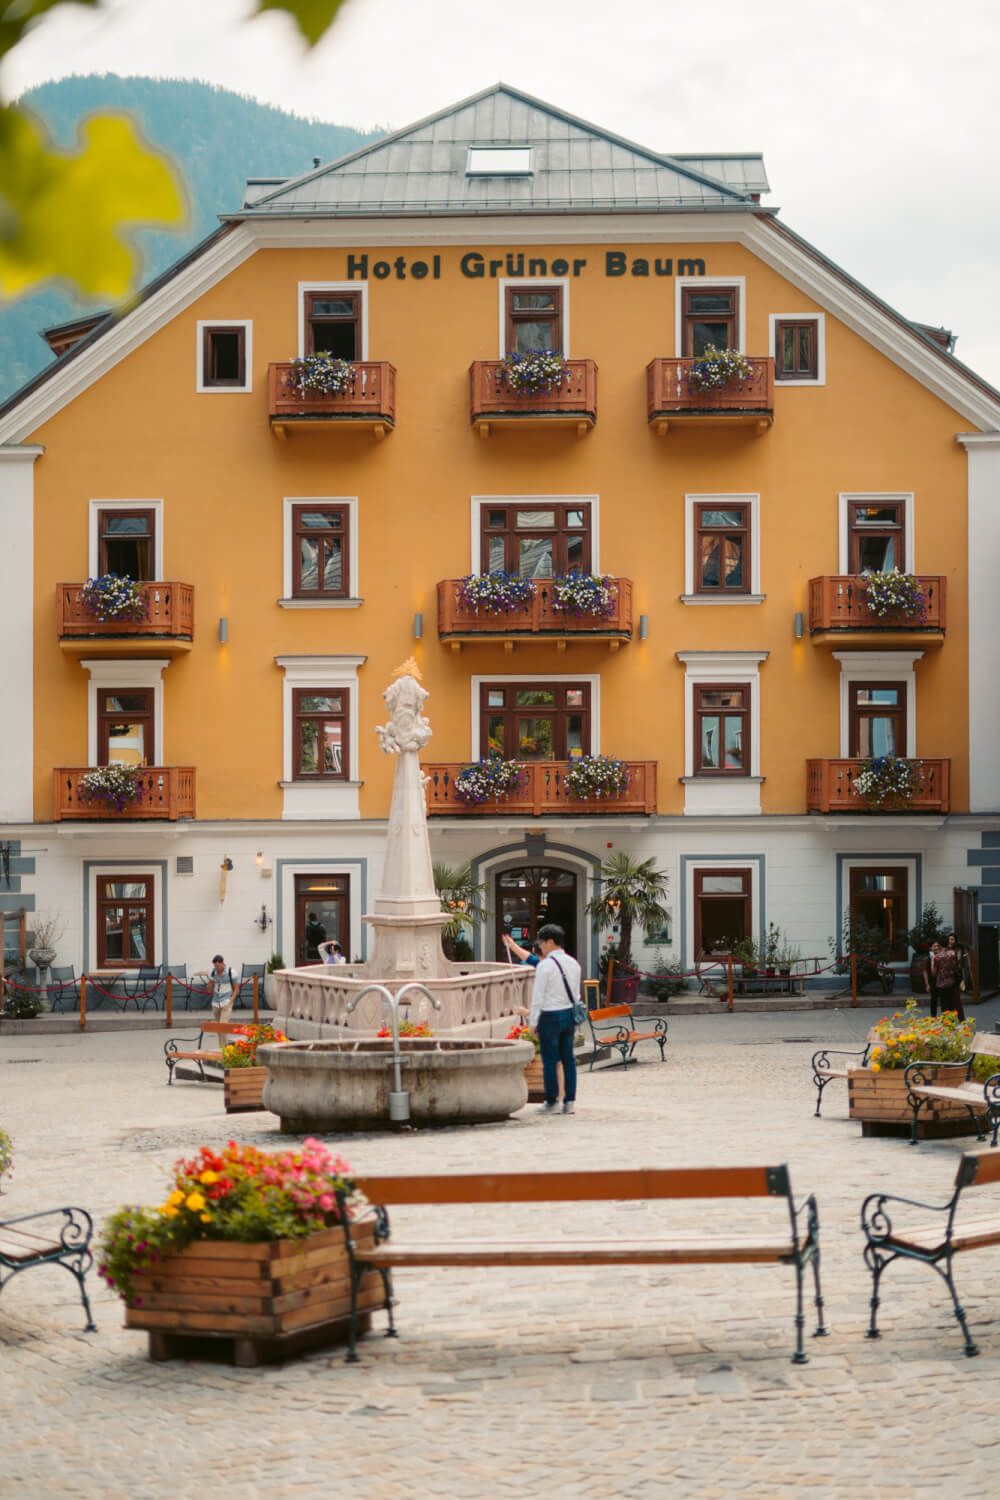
[904,1033,1000,1146]
[862,1147,1000,1356]
[0,1207,97,1332]
[335,1165,826,1365]
[810,1027,880,1117]
[585,1003,667,1070]
[164,1019,240,1084]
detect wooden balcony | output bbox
[423,760,657,816]
[53,768,196,821]
[56,583,194,654]
[268,362,396,439]
[436,578,633,649]
[469,360,597,437]
[646,357,774,434]
[806,759,950,814]
[808,576,947,646]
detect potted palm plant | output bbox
[433,862,491,961]
[587,854,670,1005]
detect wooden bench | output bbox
[164,1020,239,1085]
[904,1033,1000,1146]
[335,1166,826,1365]
[585,1004,667,1070]
[0,1207,97,1331]
[861,1147,1000,1356]
[810,1028,880,1116]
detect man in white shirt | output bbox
[529,923,581,1115]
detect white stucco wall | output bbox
[0,446,42,822]
[960,433,1000,813]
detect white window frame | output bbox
[80,658,171,766]
[275,655,366,821]
[279,496,361,608]
[470,673,601,762]
[674,275,747,357]
[838,492,915,575]
[682,492,762,603]
[676,651,768,816]
[498,278,571,358]
[768,312,826,387]
[468,495,600,575]
[297,282,369,361]
[833,650,923,759]
[88,499,164,581]
[195,319,253,394]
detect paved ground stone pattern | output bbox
[3,1002,1000,1498]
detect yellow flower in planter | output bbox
[199,1169,219,1185]
[184,1191,206,1212]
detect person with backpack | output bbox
[207,954,240,1021]
[528,922,581,1116]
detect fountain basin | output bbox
[259,1037,535,1131]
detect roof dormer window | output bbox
[466,147,532,176]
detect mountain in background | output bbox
[0,75,382,404]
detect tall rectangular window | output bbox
[306,292,360,358]
[848,500,906,573]
[98,508,155,580]
[774,318,818,380]
[694,868,751,955]
[505,286,563,355]
[849,682,906,758]
[481,503,590,578]
[694,684,748,774]
[850,867,908,962]
[97,876,154,968]
[293,689,350,779]
[202,325,246,387]
[682,286,739,356]
[694,503,748,593]
[480,682,589,761]
[98,689,154,766]
[292,505,349,597]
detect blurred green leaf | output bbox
[0,106,185,299]
[252,0,348,45]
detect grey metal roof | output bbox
[670,154,770,196]
[230,83,765,220]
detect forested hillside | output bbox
[0,75,380,404]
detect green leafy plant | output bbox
[1,980,45,1018]
[0,1127,12,1189]
[266,952,285,973]
[868,998,974,1071]
[587,853,670,973]
[433,862,491,959]
[641,951,687,998]
[905,903,948,953]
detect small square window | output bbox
[200,324,249,390]
[774,318,818,381]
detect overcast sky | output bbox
[4,0,999,389]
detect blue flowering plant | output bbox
[453,759,526,806]
[502,349,570,396]
[861,570,926,621]
[80,574,148,623]
[685,347,756,394]
[77,764,144,813]
[287,353,355,398]
[456,572,534,616]
[549,572,617,619]
[851,756,922,809]
[564,755,631,801]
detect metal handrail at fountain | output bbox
[345,982,443,1123]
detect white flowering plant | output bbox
[80,574,148,623]
[563,755,631,801]
[287,353,355,398]
[861,570,926,620]
[453,759,526,806]
[456,572,534,615]
[685,347,757,394]
[851,756,922,808]
[549,573,617,619]
[77,764,144,813]
[502,349,570,396]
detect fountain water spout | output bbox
[345,982,442,1123]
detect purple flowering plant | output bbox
[287,353,355,398]
[685,347,757,394]
[456,572,534,615]
[861,570,927,621]
[80,574,148,623]
[453,759,526,806]
[77,764,144,813]
[502,349,570,397]
[563,755,631,801]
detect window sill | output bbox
[279,780,364,789]
[774,377,824,388]
[680,776,765,784]
[277,598,364,610]
[680,594,765,606]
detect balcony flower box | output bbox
[646,356,774,432]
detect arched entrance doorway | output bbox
[495,866,577,960]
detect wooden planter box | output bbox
[848,1065,978,1139]
[224,1066,267,1113]
[524,1056,545,1102]
[125,1219,382,1365]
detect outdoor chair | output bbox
[238,962,265,1009]
[47,965,78,1013]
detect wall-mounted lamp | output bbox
[255,850,263,867]
[793,612,804,640]
[255,905,272,931]
[639,614,649,641]
[219,617,228,644]
[413,612,423,639]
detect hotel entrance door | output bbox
[496,866,576,960]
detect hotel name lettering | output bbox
[343,251,706,281]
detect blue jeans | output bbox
[537,1008,577,1105]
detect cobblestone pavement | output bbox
[4,1004,1000,1499]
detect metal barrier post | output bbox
[79,974,87,1031]
[851,951,858,1008]
[165,972,173,1028]
[727,955,734,1012]
[253,972,259,1023]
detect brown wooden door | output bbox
[295,874,350,963]
[496,866,576,960]
[849,867,908,961]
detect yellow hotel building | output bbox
[2,84,1000,989]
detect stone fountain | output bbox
[262,661,534,1129]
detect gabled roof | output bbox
[228,82,763,219]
